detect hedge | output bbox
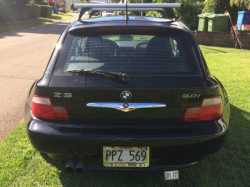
[38,2,49,6]
[0,3,41,23]
[40,5,53,18]
[203,0,239,22]
[152,0,205,30]
[175,0,205,31]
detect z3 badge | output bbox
[53,92,72,98]
[182,94,201,98]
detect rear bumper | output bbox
[26,116,228,170]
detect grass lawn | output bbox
[0,46,250,186]
[0,12,72,33]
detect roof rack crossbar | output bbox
[72,3,182,9]
[73,3,182,21]
[90,8,164,11]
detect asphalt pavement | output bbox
[0,13,79,142]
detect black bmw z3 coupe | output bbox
[25,3,230,175]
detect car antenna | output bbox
[125,2,129,23]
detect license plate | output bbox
[164,170,179,180]
[103,147,149,167]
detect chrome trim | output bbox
[87,103,166,112]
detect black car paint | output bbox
[25,17,230,170]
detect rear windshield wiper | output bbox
[67,69,129,83]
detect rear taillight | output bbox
[31,96,69,121]
[184,97,223,122]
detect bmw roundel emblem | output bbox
[120,91,132,101]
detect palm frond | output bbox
[230,0,234,6]
[245,0,250,9]
[224,10,242,49]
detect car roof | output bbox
[70,16,186,32]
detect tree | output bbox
[0,0,30,6]
[34,0,44,3]
[203,0,239,22]
[230,0,250,10]
[153,0,204,30]
[29,0,48,4]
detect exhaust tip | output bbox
[75,160,87,174]
[65,159,77,173]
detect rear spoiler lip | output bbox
[68,25,186,36]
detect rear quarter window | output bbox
[54,32,200,76]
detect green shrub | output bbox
[0,0,29,6]
[39,1,49,6]
[28,0,48,6]
[0,3,41,22]
[60,10,67,13]
[39,5,53,18]
[26,4,41,19]
[152,0,204,30]
[203,0,230,13]
[175,0,204,30]
[203,0,239,21]
[29,0,36,5]
[146,11,163,17]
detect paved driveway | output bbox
[0,13,79,142]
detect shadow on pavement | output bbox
[0,21,71,39]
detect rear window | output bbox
[54,33,200,76]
